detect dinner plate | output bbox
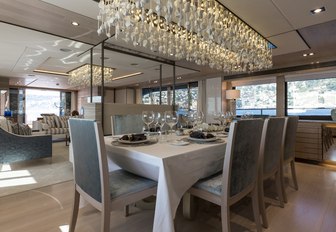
[118,138,149,144]
[188,137,218,142]
[216,134,228,138]
[170,140,190,146]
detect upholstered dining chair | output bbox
[184,119,264,232]
[280,116,299,203]
[68,119,157,232]
[111,114,144,135]
[258,117,285,228]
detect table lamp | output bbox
[226,89,241,115]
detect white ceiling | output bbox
[0,0,336,90]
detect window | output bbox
[142,87,168,105]
[142,82,198,113]
[25,89,61,125]
[236,83,276,116]
[287,78,336,116]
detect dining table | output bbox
[104,135,227,232]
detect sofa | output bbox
[0,116,52,163]
[39,114,70,136]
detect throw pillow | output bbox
[11,123,19,134]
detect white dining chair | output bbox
[183,119,264,232]
[280,116,299,203]
[258,117,285,228]
[68,119,157,232]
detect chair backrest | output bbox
[69,119,109,205]
[260,117,285,176]
[223,119,264,199]
[283,116,299,161]
[111,114,144,135]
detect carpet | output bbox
[0,142,73,197]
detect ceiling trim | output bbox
[223,60,336,80]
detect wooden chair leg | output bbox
[275,171,285,208]
[124,205,129,217]
[69,190,80,232]
[221,204,230,232]
[258,179,268,228]
[290,160,299,190]
[252,187,262,232]
[280,164,288,203]
[182,192,196,220]
[101,206,110,232]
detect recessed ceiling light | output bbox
[170,53,174,56]
[71,21,79,26]
[60,48,72,52]
[303,53,308,57]
[177,76,182,80]
[309,52,314,56]
[154,80,158,83]
[310,7,326,14]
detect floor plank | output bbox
[1,162,336,232]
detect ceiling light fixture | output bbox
[112,72,143,81]
[303,53,308,57]
[309,52,314,56]
[68,64,114,86]
[96,0,272,72]
[310,7,326,14]
[72,21,79,26]
[34,69,69,76]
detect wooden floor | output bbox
[1,162,336,232]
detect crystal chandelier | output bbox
[68,64,114,86]
[97,0,272,72]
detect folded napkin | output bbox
[120,133,147,141]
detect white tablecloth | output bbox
[104,136,226,232]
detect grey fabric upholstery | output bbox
[194,173,222,196]
[230,119,264,197]
[111,114,144,135]
[109,169,157,199]
[193,119,264,197]
[69,118,157,204]
[0,127,52,163]
[284,116,299,161]
[263,118,285,174]
[69,119,102,202]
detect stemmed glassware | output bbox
[193,111,204,130]
[164,111,178,141]
[142,111,154,134]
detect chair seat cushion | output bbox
[109,169,157,199]
[194,173,223,196]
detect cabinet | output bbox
[295,121,323,161]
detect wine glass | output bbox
[142,111,154,134]
[193,111,204,130]
[155,112,167,142]
[187,111,195,129]
[164,111,178,140]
